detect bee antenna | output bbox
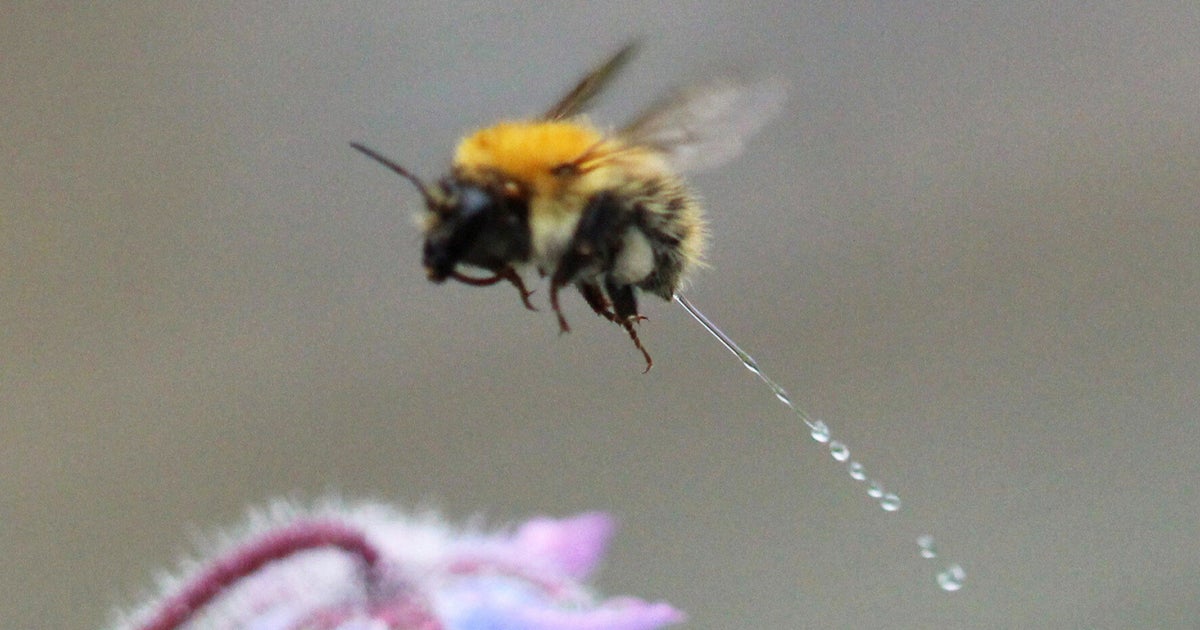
[350,142,435,206]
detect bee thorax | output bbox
[529,205,584,268]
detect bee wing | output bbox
[543,43,639,120]
[618,76,787,173]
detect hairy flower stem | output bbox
[138,520,384,630]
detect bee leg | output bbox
[604,277,653,373]
[549,245,594,335]
[549,281,571,334]
[579,282,617,322]
[450,268,537,311]
[551,191,627,335]
[500,268,538,311]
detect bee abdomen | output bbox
[627,178,705,300]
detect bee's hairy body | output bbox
[352,44,781,371]
[449,120,704,301]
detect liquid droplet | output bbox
[809,420,830,443]
[739,354,762,377]
[770,383,792,407]
[916,535,937,559]
[848,461,866,481]
[674,295,968,591]
[936,564,966,592]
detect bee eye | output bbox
[432,180,495,220]
[456,186,493,219]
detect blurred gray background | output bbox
[4,4,1198,628]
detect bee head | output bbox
[350,143,530,282]
[422,176,530,282]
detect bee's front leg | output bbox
[449,267,537,311]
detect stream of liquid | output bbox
[674,293,965,592]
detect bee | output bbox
[352,44,784,371]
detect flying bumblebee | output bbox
[352,44,784,371]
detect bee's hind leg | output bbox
[579,282,617,322]
[604,277,653,373]
[450,267,537,311]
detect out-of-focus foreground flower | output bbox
[109,501,684,630]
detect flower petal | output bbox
[512,512,615,578]
[506,598,685,630]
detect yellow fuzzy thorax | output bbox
[453,120,609,196]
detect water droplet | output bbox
[770,383,791,407]
[848,461,866,481]
[916,535,937,559]
[675,295,967,592]
[739,354,762,377]
[809,420,830,443]
[936,564,966,592]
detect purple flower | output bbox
[111,501,684,630]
